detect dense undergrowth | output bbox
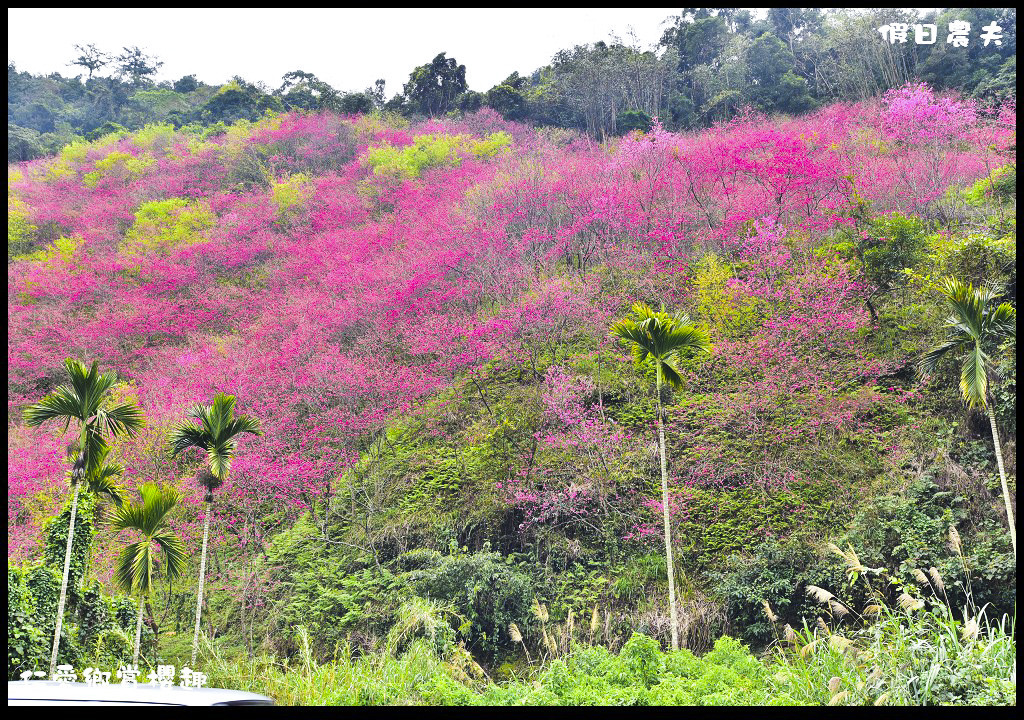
[8,82,1016,704]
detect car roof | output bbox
[8,680,274,706]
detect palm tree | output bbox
[920,277,1016,559]
[22,358,144,676]
[610,303,711,650]
[110,482,188,668]
[168,392,261,667]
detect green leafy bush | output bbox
[123,197,215,256]
[860,212,928,294]
[8,563,48,678]
[411,549,536,660]
[478,634,774,706]
[708,539,845,648]
[365,132,511,180]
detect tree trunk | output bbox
[133,595,145,669]
[191,500,212,667]
[657,365,680,650]
[49,484,80,677]
[988,405,1016,560]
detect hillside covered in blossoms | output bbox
[8,82,1017,705]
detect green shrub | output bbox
[412,549,536,660]
[860,212,928,295]
[365,132,511,180]
[270,173,314,222]
[963,165,1015,206]
[708,539,845,649]
[123,197,215,256]
[8,564,47,678]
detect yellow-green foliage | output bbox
[271,173,314,219]
[470,132,512,160]
[123,197,215,255]
[366,133,513,180]
[132,123,177,154]
[963,164,1016,206]
[83,150,156,188]
[353,112,410,143]
[9,170,38,257]
[41,139,92,182]
[693,253,758,338]
[23,235,82,265]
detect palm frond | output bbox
[959,343,989,409]
[660,360,685,391]
[986,302,1016,340]
[152,531,188,581]
[110,498,148,533]
[223,414,262,440]
[168,421,213,456]
[938,277,984,339]
[114,542,145,594]
[918,337,970,380]
[209,393,238,436]
[208,448,234,480]
[99,402,145,438]
[88,464,125,507]
[610,318,649,349]
[130,537,155,595]
[662,323,711,355]
[22,387,85,428]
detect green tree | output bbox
[172,74,199,94]
[168,392,261,667]
[198,77,282,124]
[920,277,1017,559]
[114,46,163,87]
[486,72,527,120]
[69,44,110,81]
[403,52,468,117]
[110,483,187,668]
[456,90,485,113]
[609,304,711,649]
[745,32,814,114]
[22,358,143,676]
[276,70,341,112]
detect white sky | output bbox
[8,8,682,95]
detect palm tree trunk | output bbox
[191,500,212,667]
[49,484,80,677]
[657,366,680,650]
[133,595,145,668]
[987,405,1016,560]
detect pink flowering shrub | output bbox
[6,86,1010,574]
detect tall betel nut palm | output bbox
[610,303,711,650]
[169,392,261,667]
[22,358,143,677]
[110,483,188,668]
[920,277,1016,559]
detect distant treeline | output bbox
[8,7,1016,161]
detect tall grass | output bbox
[766,532,1016,706]
[204,633,469,705]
